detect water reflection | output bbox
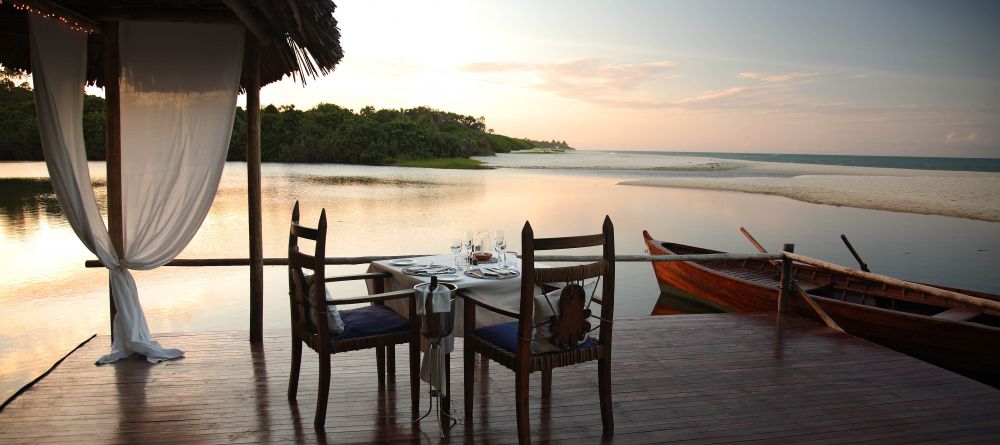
[2,161,999,404]
[0,179,61,230]
[298,174,434,187]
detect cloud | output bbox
[673,86,750,105]
[457,59,999,132]
[848,73,872,79]
[459,58,680,108]
[737,71,819,82]
[946,131,979,144]
[460,61,530,73]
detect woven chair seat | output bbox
[469,321,601,371]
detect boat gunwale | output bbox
[643,231,1000,331]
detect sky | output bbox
[219,1,995,156]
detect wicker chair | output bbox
[287,202,420,428]
[462,216,616,443]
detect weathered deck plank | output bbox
[1,313,998,444]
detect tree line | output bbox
[1,78,571,164]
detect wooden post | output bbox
[103,21,123,343]
[777,244,794,314]
[246,33,264,343]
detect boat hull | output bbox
[643,231,1000,387]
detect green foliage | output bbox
[0,71,40,160]
[521,138,574,150]
[397,157,489,169]
[0,81,570,166]
[486,133,534,153]
[82,95,106,160]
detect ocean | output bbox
[623,151,1000,173]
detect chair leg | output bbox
[464,348,475,423]
[541,368,552,399]
[387,345,396,379]
[315,351,331,428]
[288,336,302,401]
[376,346,386,387]
[598,357,614,435]
[409,338,421,419]
[515,369,531,444]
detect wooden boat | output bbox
[642,230,1000,387]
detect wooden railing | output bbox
[84,255,433,268]
[85,249,1000,334]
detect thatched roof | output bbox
[0,0,344,88]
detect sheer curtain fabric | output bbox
[29,16,244,364]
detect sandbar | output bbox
[476,150,1000,223]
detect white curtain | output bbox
[29,16,244,364]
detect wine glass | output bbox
[450,239,463,270]
[495,230,506,267]
[464,230,475,259]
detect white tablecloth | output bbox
[367,254,523,336]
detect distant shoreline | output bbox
[475,151,1000,223]
[600,150,1000,173]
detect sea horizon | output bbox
[587,149,1000,173]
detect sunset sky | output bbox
[257,0,999,157]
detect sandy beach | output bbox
[475,150,1000,223]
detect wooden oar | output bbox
[739,227,769,256]
[739,227,846,333]
[840,234,870,272]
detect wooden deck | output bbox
[2,313,999,444]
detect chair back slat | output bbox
[288,202,329,341]
[289,250,319,271]
[290,223,320,241]
[533,233,605,251]
[534,260,608,284]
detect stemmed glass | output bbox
[495,230,506,268]
[463,230,474,265]
[450,239,463,270]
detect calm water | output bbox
[2,160,999,401]
[627,150,1000,173]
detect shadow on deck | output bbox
[2,313,998,444]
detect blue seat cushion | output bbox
[329,305,410,341]
[474,321,597,354]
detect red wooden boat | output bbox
[643,230,1000,387]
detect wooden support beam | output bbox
[777,244,794,314]
[222,0,274,44]
[246,33,264,343]
[97,8,241,24]
[102,21,122,344]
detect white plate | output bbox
[390,259,416,266]
[437,274,462,282]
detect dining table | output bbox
[367,254,524,336]
[366,253,524,420]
